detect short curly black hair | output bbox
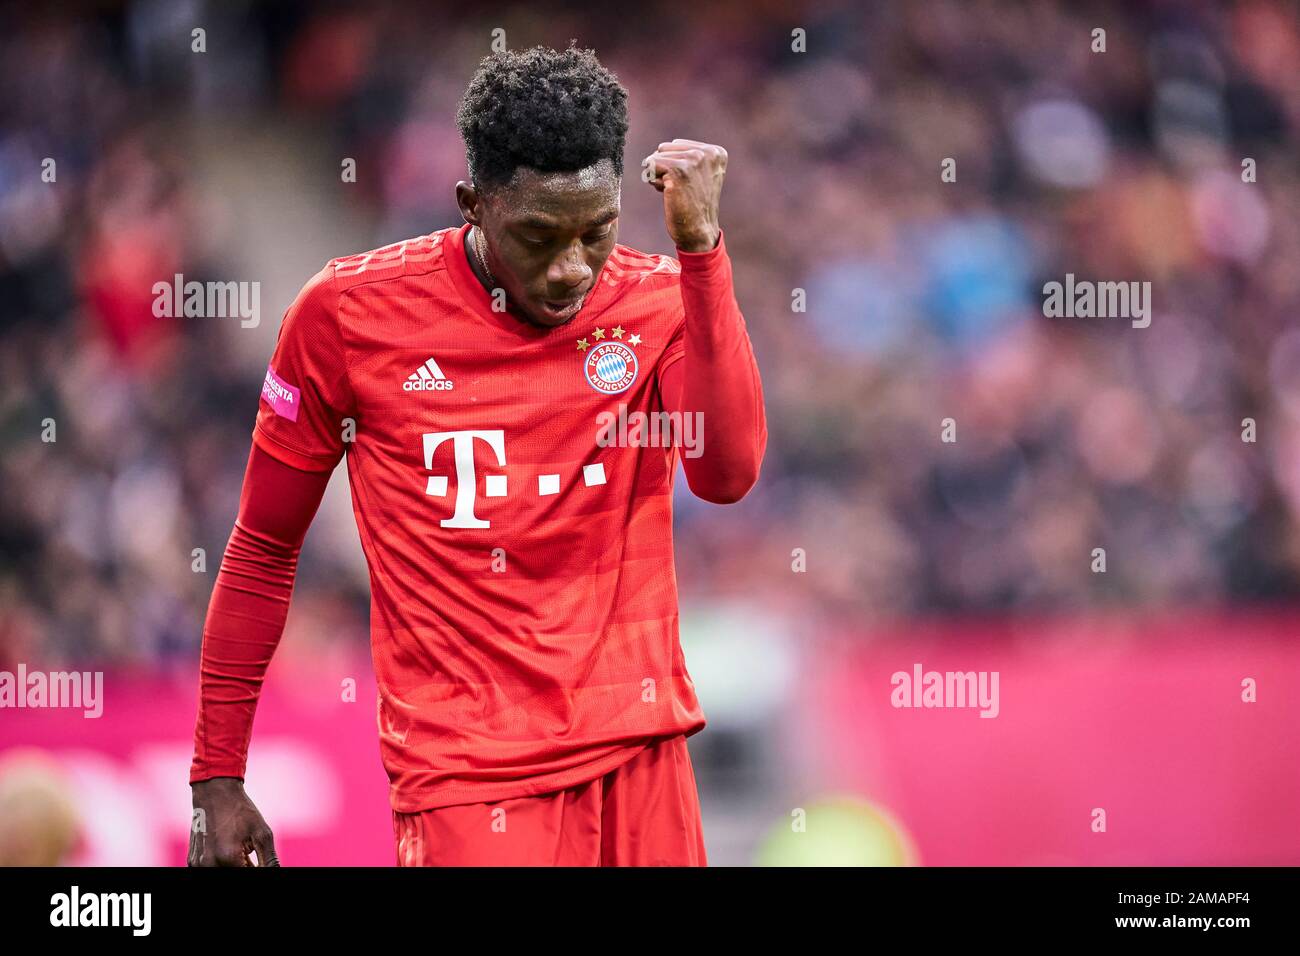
[456,43,629,191]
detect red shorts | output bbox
[391,734,707,866]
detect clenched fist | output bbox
[642,139,727,253]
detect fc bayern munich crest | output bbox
[584,341,639,394]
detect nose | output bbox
[547,241,591,291]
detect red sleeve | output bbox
[657,230,767,503]
[189,443,332,783]
[253,263,354,473]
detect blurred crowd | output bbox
[3,0,1300,668]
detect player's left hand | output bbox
[642,139,726,253]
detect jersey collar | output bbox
[445,222,613,340]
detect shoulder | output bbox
[278,231,455,334]
[603,242,682,285]
[598,243,684,320]
[324,229,456,294]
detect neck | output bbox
[465,226,494,291]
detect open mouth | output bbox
[540,295,586,320]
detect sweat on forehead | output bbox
[490,160,619,199]
[487,165,620,222]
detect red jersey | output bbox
[252,223,711,811]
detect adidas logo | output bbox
[404,357,454,391]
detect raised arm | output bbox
[658,232,767,503]
[643,138,767,504]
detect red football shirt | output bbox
[253,223,711,811]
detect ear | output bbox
[455,181,483,225]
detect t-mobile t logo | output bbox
[423,430,507,528]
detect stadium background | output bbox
[2,0,1299,865]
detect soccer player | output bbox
[188,44,766,866]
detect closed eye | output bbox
[518,228,613,248]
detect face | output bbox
[457,159,621,328]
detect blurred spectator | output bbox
[2,0,1299,672]
[0,751,81,866]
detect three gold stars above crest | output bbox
[577,326,642,351]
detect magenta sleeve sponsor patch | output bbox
[261,365,300,421]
